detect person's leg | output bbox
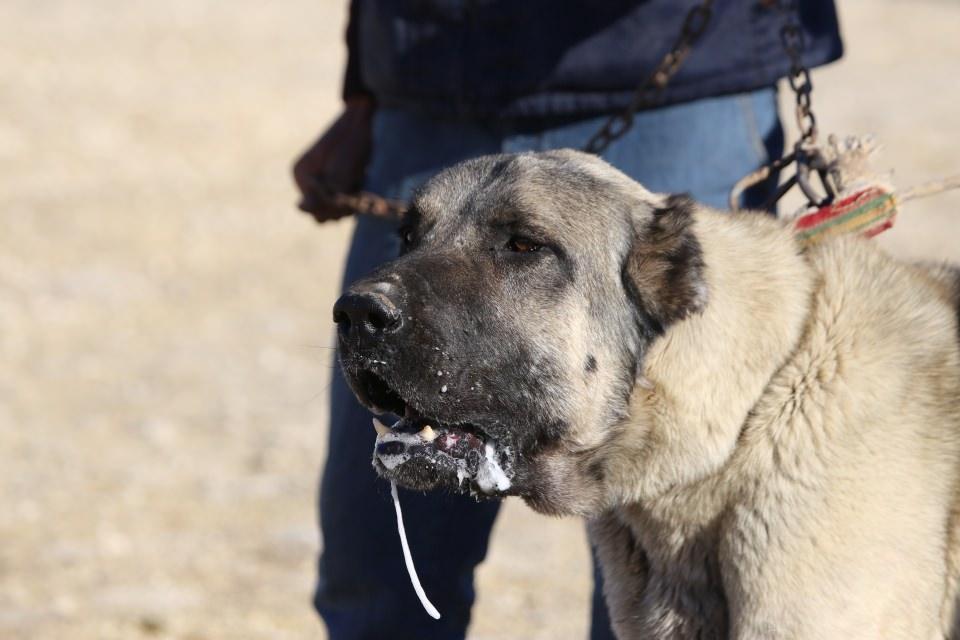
[507,86,783,640]
[315,110,503,640]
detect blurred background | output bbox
[1,1,958,638]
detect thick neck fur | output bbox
[601,207,814,513]
[584,208,814,639]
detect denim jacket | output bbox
[343,0,842,119]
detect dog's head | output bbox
[334,150,708,514]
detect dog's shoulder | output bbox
[803,237,959,354]
[746,236,960,462]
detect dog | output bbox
[333,150,960,639]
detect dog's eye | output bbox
[398,225,415,246]
[506,237,542,253]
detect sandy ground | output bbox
[1,1,958,638]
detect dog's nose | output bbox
[333,283,402,339]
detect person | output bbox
[293,2,842,638]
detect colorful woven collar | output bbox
[793,185,898,247]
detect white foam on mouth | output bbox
[377,430,425,446]
[476,442,511,493]
[374,419,512,495]
[375,424,423,469]
[378,452,411,470]
[390,481,441,620]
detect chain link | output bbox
[728,0,834,211]
[778,0,818,145]
[585,0,823,193]
[583,0,714,155]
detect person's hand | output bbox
[293,96,375,223]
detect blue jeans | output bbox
[316,88,783,640]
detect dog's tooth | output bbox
[373,418,391,437]
[419,425,437,442]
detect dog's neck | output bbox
[602,207,814,513]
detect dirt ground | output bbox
[1,1,958,638]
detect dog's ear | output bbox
[622,194,708,335]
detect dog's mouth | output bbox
[355,370,514,496]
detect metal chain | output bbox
[313,1,715,220]
[778,0,818,146]
[779,0,839,207]
[729,0,834,211]
[583,0,714,155]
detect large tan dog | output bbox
[333,150,960,639]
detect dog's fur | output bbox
[335,150,960,639]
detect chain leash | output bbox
[780,0,817,147]
[730,0,838,211]
[324,1,716,220]
[335,1,836,219]
[583,0,714,155]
